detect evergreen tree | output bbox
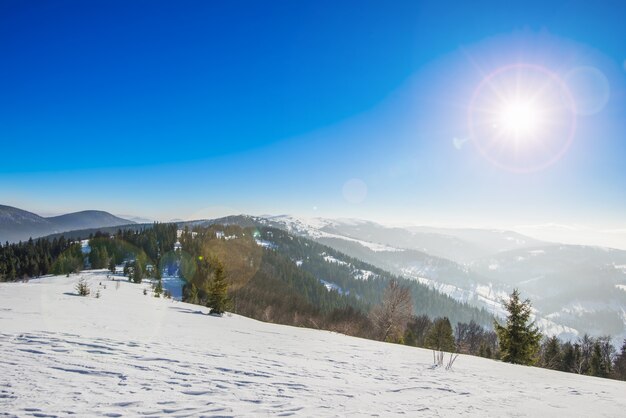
[425,317,456,352]
[494,289,542,365]
[100,247,109,269]
[206,259,231,315]
[560,341,576,373]
[75,278,90,296]
[153,279,163,298]
[132,261,144,284]
[541,336,562,370]
[188,283,200,304]
[590,341,608,377]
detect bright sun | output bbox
[497,100,542,137]
[468,63,576,172]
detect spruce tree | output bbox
[153,279,163,298]
[206,259,231,316]
[132,262,143,284]
[494,289,542,365]
[188,283,200,304]
[425,317,456,352]
[541,335,562,370]
[590,341,607,377]
[560,342,576,372]
[75,278,91,296]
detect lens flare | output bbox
[498,100,542,137]
[468,63,577,172]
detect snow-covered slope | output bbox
[255,215,626,341]
[1,271,625,417]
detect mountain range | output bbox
[3,204,626,342]
[193,215,626,342]
[0,205,134,243]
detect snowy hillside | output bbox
[1,271,625,417]
[251,215,626,341]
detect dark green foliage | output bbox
[206,259,231,315]
[75,278,90,296]
[132,261,144,284]
[425,317,456,352]
[51,243,84,275]
[254,226,494,328]
[187,283,200,304]
[89,246,110,269]
[589,336,614,378]
[612,340,626,380]
[153,279,163,297]
[404,315,433,347]
[540,336,562,370]
[560,342,576,372]
[494,289,542,365]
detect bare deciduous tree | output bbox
[370,279,413,342]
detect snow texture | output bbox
[1,270,625,417]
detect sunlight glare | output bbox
[497,100,542,138]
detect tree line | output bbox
[0,236,83,280]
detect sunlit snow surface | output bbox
[1,271,625,417]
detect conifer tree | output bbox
[206,259,231,315]
[494,289,542,365]
[76,278,90,296]
[560,341,576,372]
[153,279,163,298]
[188,283,200,305]
[425,317,456,352]
[541,335,562,370]
[132,261,143,284]
[590,341,608,377]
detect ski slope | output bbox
[1,271,625,417]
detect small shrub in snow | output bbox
[75,279,90,296]
[153,279,163,298]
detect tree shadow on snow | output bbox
[169,306,207,315]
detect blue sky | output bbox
[1,1,625,242]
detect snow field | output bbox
[1,271,625,417]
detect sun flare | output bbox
[468,63,577,172]
[497,100,542,138]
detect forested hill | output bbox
[1,220,494,333]
[249,225,494,328]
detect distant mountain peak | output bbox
[0,205,135,242]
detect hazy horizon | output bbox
[3,202,624,251]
